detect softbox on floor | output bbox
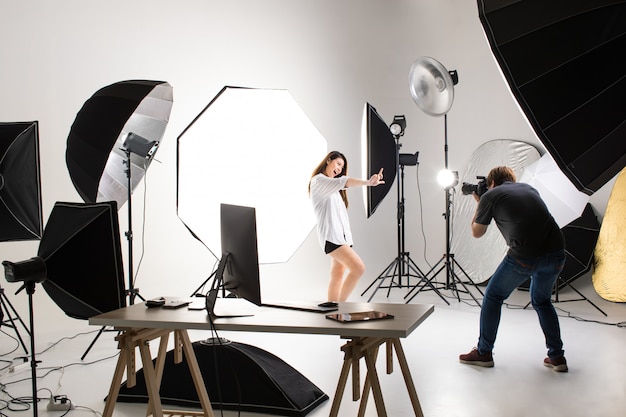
[115,339,328,416]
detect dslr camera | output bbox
[461,176,488,197]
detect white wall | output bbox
[0,0,614,330]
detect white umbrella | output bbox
[519,153,589,228]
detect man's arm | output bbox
[471,220,488,238]
[471,192,488,238]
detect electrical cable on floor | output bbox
[0,328,120,415]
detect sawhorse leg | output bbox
[329,337,424,417]
[101,327,214,417]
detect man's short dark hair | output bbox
[487,166,516,186]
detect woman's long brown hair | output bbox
[308,151,349,208]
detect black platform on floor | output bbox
[114,339,328,416]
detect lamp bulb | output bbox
[437,169,457,188]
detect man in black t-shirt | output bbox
[459,166,568,372]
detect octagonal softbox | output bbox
[177,86,327,264]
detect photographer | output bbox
[459,166,568,372]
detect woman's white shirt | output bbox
[310,173,352,249]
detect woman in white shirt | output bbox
[308,151,384,302]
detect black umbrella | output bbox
[559,203,600,287]
[477,0,626,194]
[66,80,173,207]
[519,203,599,291]
[39,201,126,320]
[0,121,43,241]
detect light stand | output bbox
[403,57,484,306]
[3,257,47,417]
[80,134,156,360]
[121,132,158,305]
[0,284,30,353]
[361,117,448,303]
[524,277,607,316]
[405,114,483,306]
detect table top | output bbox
[89,300,434,339]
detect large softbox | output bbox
[361,103,397,218]
[478,0,626,194]
[0,121,43,241]
[115,339,328,417]
[39,201,126,319]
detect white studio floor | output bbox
[1,276,625,417]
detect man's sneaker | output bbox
[544,356,568,372]
[459,347,494,367]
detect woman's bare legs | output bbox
[327,245,366,302]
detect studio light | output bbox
[437,169,458,188]
[360,105,444,302]
[66,80,173,305]
[389,115,406,137]
[2,257,46,284]
[405,56,481,306]
[3,201,126,361]
[399,152,419,167]
[361,103,397,218]
[123,132,159,159]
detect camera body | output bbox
[461,176,488,197]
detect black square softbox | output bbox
[39,201,126,319]
[0,121,43,241]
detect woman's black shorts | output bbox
[324,241,341,254]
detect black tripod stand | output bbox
[523,276,607,316]
[405,184,483,306]
[1,285,30,354]
[122,147,145,306]
[81,147,146,360]
[404,115,483,306]
[15,280,40,417]
[361,137,448,303]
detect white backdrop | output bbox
[0,0,614,330]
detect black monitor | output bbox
[205,204,262,315]
[361,103,397,218]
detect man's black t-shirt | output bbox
[474,182,564,257]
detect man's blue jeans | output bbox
[477,249,566,359]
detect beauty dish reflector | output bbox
[409,56,455,117]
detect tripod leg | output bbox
[452,257,484,297]
[0,292,30,354]
[406,256,450,304]
[445,257,481,307]
[404,256,450,304]
[366,260,401,302]
[361,258,396,296]
[82,326,106,360]
[557,278,607,317]
[362,258,401,301]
